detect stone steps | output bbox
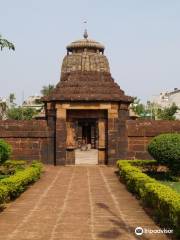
[75,149,98,164]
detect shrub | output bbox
[0,139,12,164]
[0,160,27,175]
[117,160,180,237]
[148,133,180,175]
[2,160,27,175]
[0,185,9,205]
[0,161,42,204]
[3,160,27,168]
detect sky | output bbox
[0,0,180,104]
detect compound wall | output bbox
[0,119,180,164]
[0,120,54,163]
[126,120,180,159]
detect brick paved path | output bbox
[0,166,169,240]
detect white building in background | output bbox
[152,88,180,119]
[22,95,43,111]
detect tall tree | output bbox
[41,84,55,96]
[157,103,179,120]
[131,97,148,118]
[0,34,15,51]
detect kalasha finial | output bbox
[83,20,88,39]
[83,29,88,39]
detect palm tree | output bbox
[0,34,15,51]
[41,84,55,96]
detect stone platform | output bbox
[75,149,98,164]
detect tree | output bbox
[9,93,16,103]
[130,98,178,120]
[0,139,12,164]
[146,101,159,120]
[156,103,179,120]
[131,97,149,118]
[41,84,55,96]
[0,34,15,51]
[7,107,37,120]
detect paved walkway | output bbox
[0,166,169,240]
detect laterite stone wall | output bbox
[0,120,53,163]
[0,119,180,164]
[126,120,180,160]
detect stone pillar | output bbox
[66,121,75,164]
[118,103,129,159]
[107,104,121,165]
[108,119,118,164]
[56,106,67,165]
[107,103,130,164]
[98,119,106,164]
[46,103,56,165]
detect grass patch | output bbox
[160,181,180,194]
[144,167,180,194]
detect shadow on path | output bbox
[96,202,157,240]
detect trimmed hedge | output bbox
[0,185,8,205]
[117,160,180,237]
[3,160,27,169]
[1,160,27,175]
[148,133,180,175]
[0,161,42,205]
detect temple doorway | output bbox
[66,109,107,165]
[75,119,98,164]
[77,119,98,149]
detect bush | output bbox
[117,160,180,237]
[3,160,27,168]
[148,133,180,175]
[0,185,9,205]
[0,139,12,164]
[0,161,42,204]
[2,160,27,175]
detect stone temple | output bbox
[43,31,133,165]
[1,32,180,165]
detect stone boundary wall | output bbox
[0,120,53,163]
[126,120,180,159]
[1,119,180,164]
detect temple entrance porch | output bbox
[53,102,127,165]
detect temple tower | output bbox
[43,32,132,165]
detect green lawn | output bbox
[144,170,180,194]
[160,181,180,194]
